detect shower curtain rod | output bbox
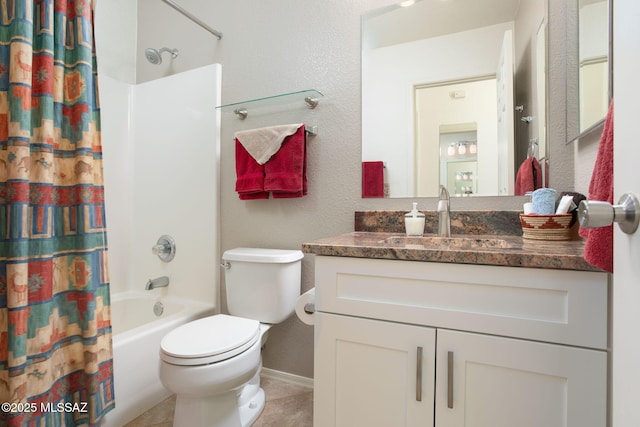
[160,0,223,40]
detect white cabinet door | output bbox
[314,312,436,427]
[435,329,607,427]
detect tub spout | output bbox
[146,276,169,290]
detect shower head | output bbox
[144,47,179,65]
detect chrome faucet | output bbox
[145,276,169,290]
[437,185,451,237]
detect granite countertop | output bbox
[302,231,601,272]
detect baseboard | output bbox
[261,367,314,389]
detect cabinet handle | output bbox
[447,351,454,409]
[416,346,423,402]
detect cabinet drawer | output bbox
[315,256,609,349]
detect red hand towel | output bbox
[235,139,269,199]
[580,100,614,273]
[514,157,542,195]
[265,124,307,198]
[362,161,384,198]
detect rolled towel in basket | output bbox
[531,188,557,214]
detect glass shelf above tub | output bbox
[216,89,323,120]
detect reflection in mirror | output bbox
[415,76,511,197]
[361,0,548,198]
[578,0,609,134]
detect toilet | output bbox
[158,248,304,427]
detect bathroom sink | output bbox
[380,235,514,250]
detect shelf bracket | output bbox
[304,96,319,109]
[234,108,248,120]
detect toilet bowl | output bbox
[159,315,266,426]
[158,248,303,427]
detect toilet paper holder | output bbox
[295,288,316,326]
[304,301,315,314]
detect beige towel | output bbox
[234,124,303,165]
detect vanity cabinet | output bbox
[315,313,435,426]
[312,256,609,427]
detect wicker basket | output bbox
[519,213,575,241]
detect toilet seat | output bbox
[160,314,260,366]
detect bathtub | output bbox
[102,292,216,426]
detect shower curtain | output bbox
[0,1,114,425]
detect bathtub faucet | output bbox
[145,276,169,290]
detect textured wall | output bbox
[135,0,581,379]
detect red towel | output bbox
[580,100,614,273]
[235,125,307,199]
[514,157,542,195]
[362,161,384,198]
[235,139,269,199]
[266,125,307,198]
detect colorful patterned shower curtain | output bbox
[0,1,114,425]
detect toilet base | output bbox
[172,370,265,427]
[238,386,265,426]
[237,369,265,426]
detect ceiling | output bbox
[363,0,522,49]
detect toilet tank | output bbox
[222,248,303,324]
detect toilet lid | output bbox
[160,314,260,366]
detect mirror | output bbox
[566,0,611,142]
[361,0,548,198]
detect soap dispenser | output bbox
[405,202,426,236]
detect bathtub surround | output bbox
[0,2,115,424]
[99,64,220,299]
[130,66,220,301]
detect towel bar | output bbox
[232,125,317,141]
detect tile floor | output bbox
[124,376,313,427]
